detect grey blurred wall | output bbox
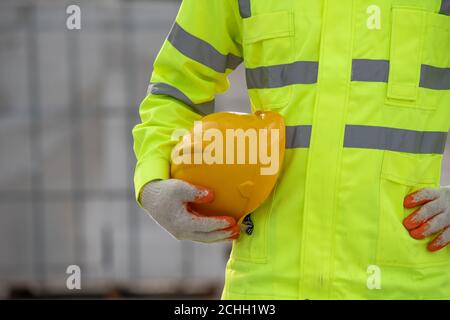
[0,0,249,298]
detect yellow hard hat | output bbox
[170,111,285,223]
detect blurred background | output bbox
[0,0,448,299]
[0,0,249,299]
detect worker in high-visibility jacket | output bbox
[133,0,450,299]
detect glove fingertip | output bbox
[221,216,237,228]
[427,233,450,252]
[403,217,418,231]
[226,225,241,240]
[403,194,417,208]
[409,227,426,240]
[213,217,238,232]
[403,208,422,230]
[404,189,439,208]
[427,242,442,252]
[427,240,447,252]
[404,192,426,208]
[193,187,215,204]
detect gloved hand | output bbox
[141,179,240,243]
[403,187,450,251]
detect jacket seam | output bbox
[328,0,356,299]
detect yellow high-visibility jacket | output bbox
[133,0,450,299]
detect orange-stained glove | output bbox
[141,179,239,243]
[403,187,450,252]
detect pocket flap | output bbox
[387,8,426,102]
[426,11,450,30]
[382,151,442,186]
[243,11,294,44]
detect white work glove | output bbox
[403,187,450,251]
[141,179,240,243]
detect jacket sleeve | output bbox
[132,0,243,202]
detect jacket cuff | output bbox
[134,157,170,205]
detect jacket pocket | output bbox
[243,11,295,110]
[377,151,450,267]
[230,182,278,263]
[386,7,450,111]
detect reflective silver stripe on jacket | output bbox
[238,0,251,18]
[351,59,450,90]
[420,65,450,90]
[440,0,450,15]
[148,83,215,116]
[286,125,312,148]
[351,59,389,82]
[344,125,447,154]
[167,23,243,73]
[246,61,319,89]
